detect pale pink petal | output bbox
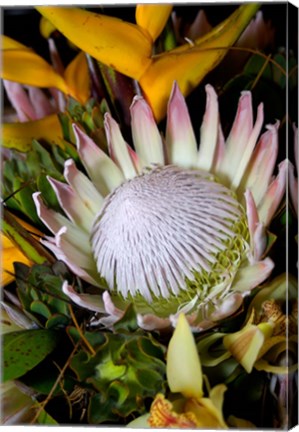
[62,281,104,312]
[104,113,138,179]
[33,192,90,253]
[197,84,219,172]
[244,189,260,245]
[166,81,198,167]
[218,92,253,183]
[231,103,264,189]
[237,11,275,52]
[64,159,104,214]
[47,176,95,232]
[213,123,226,171]
[238,122,279,205]
[130,96,164,168]
[187,10,212,40]
[137,313,171,331]
[27,86,55,118]
[258,160,287,225]
[42,226,98,283]
[289,162,298,215]
[209,293,244,321]
[48,38,65,76]
[253,222,267,262]
[3,80,35,121]
[102,291,123,318]
[245,189,267,261]
[33,191,72,235]
[73,124,124,196]
[232,257,274,293]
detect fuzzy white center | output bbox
[91,165,243,302]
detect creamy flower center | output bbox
[91,165,249,309]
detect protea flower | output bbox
[33,82,286,331]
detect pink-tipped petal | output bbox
[289,163,298,215]
[245,189,260,243]
[232,257,274,293]
[33,192,90,253]
[258,160,287,225]
[3,80,36,121]
[137,313,171,331]
[253,222,267,262]
[42,225,98,281]
[187,10,212,40]
[231,102,264,188]
[130,96,164,168]
[197,84,219,171]
[27,86,55,118]
[48,38,65,76]
[166,82,198,167]
[62,281,104,312]
[33,191,71,235]
[238,122,279,205]
[213,123,226,171]
[73,124,124,196]
[102,291,123,318]
[47,176,95,232]
[104,113,138,179]
[218,91,253,183]
[64,159,104,214]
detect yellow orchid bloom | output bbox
[36,3,260,121]
[198,274,298,375]
[130,314,228,428]
[1,218,42,286]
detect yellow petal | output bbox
[167,313,203,399]
[184,385,227,429]
[2,114,64,151]
[39,16,56,38]
[2,35,27,50]
[2,47,68,94]
[135,4,173,42]
[36,6,152,80]
[223,324,268,373]
[64,51,90,104]
[1,244,32,285]
[139,3,260,121]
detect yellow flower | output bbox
[130,314,228,428]
[1,35,90,151]
[2,35,90,104]
[35,4,259,122]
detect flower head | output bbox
[33,82,285,331]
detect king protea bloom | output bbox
[33,82,286,331]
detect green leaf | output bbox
[2,210,51,265]
[37,409,59,425]
[2,329,59,381]
[113,303,138,332]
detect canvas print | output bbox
[1,2,298,428]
